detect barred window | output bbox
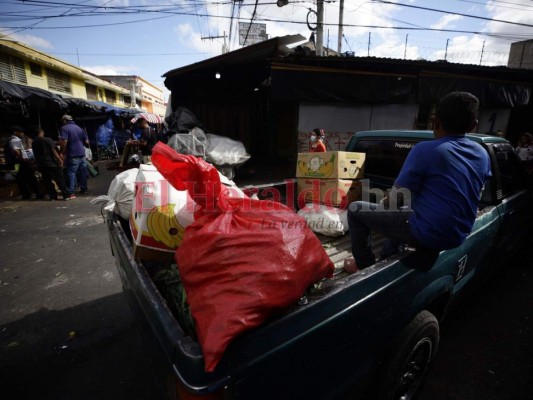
[30,63,42,77]
[85,83,98,101]
[47,68,71,94]
[122,95,131,104]
[104,89,115,103]
[0,54,28,84]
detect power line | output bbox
[455,0,533,11]
[3,12,530,42]
[2,0,531,43]
[243,0,260,46]
[374,0,533,28]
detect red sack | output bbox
[151,142,334,372]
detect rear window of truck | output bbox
[352,138,424,182]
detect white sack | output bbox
[91,168,138,219]
[297,204,349,237]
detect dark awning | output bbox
[0,80,68,112]
[417,75,530,107]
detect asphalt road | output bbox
[0,163,531,400]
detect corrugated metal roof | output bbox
[162,34,305,78]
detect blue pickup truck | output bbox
[107,130,532,400]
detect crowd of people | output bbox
[3,114,161,201]
[5,115,92,200]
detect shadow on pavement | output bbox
[0,293,165,400]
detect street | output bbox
[0,163,531,400]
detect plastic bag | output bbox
[165,107,204,132]
[205,133,251,166]
[91,168,138,219]
[297,204,349,237]
[167,133,206,158]
[151,142,334,372]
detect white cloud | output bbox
[431,15,463,30]
[81,65,138,75]
[175,23,219,56]
[1,30,53,49]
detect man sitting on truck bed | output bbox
[347,92,492,269]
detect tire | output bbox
[377,310,440,400]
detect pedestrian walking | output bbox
[30,126,71,200]
[6,125,43,200]
[59,115,89,198]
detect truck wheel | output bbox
[378,310,439,400]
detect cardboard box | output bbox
[130,164,196,261]
[296,151,365,179]
[297,178,362,207]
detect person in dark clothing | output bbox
[138,118,157,163]
[7,125,43,200]
[59,115,89,198]
[30,126,70,200]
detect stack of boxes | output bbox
[296,151,366,208]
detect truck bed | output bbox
[319,232,385,271]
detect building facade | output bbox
[508,39,533,69]
[99,75,166,116]
[0,37,130,105]
[0,37,166,116]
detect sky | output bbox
[1,0,533,101]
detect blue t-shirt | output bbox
[60,121,88,158]
[395,136,492,250]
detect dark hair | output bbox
[312,128,325,138]
[9,125,24,133]
[436,92,479,134]
[26,125,42,138]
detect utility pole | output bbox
[316,0,324,56]
[444,39,449,61]
[337,0,344,54]
[403,34,408,59]
[480,40,486,65]
[201,32,229,54]
[368,32,371,56]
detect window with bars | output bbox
[47,68,71,94]
[85,83,98,101]
[0,54,28,84]
[30,63,42,77]
[104,89,116,103]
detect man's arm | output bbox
[50,141,64,167]
[59,139,68,156]
[9,140,24,162]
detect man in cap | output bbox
[59,115,89,198]
[6,125,43,200]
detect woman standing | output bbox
[309,128,326,152]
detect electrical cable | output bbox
[243,0,260,46]
[374,0,533,28]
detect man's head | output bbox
[138,118,149,128]
[434,92,479,138]
[27,125,44,138]
[9,125,25,138]
[61,115,73,124]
